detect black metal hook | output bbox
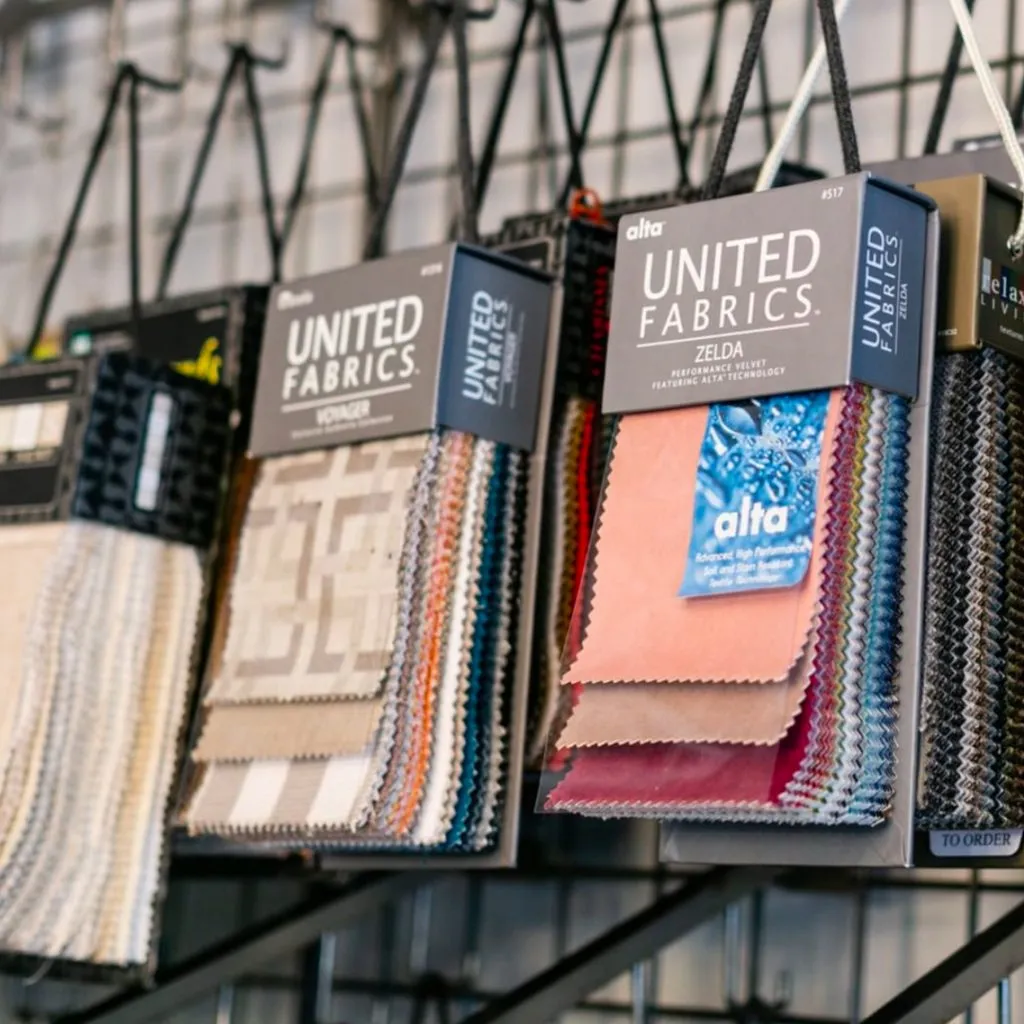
[363,1,481,259]
[26,60,186,358]
[155,42,285,300]
[243,38,289,70]
[556,0,687,207]
[278,17,381,256]
[423,0,499,20]
[409,971,454,1024]
[473,0,583,213]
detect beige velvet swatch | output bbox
[193,700,383,762]
[558,627,815,747]
[562,392,841,686]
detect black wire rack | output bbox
[4,2,1024,1023]
[3,0,1024,342]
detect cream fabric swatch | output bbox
[0,524,65,800]
[0,523,202,966]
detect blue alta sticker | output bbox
[680,390,830,597]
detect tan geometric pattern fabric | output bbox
[207,434,430,704]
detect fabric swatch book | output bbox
[182,244,558,861]
[539,174,940,868]
[0,354,232,969]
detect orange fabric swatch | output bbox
[562,392,841,686]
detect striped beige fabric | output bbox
[208,436,429,704]
[186,756,373,832]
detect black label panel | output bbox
[0,361,88,523]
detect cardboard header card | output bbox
[62,286,268,394]
[867,148,1020,191]
[603,172,937,414]
[250,244,554,458]
[0,353,232,548]
[0,360,90,524]
[914,174,1024,361]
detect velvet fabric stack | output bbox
[542,383,911,826]
[0,354,229,967]
[184,427,528,852]
[526,394,603,766]
[917,348,1024,829]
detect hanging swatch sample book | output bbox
[540,174,941,866]
[183,244,557,856]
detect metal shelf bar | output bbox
[458,866,780,1024]
[52,872,423,1024]
[860,896,1024,1024]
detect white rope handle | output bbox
[754,0,856,193]
[758,0,1024,259]
[945,0,1024,257]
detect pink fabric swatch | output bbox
[562,394,842,687]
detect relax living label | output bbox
[603,173,932,414]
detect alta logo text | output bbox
[626,217,664,241]
[714,495,788,540]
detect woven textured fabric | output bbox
[526,396,597,767]
[544,384,911,827]
[917,348,1024,829]
[184,424,531,854]
[0,524,66,807]
[0,522,202,965]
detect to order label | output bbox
[929,830,1024,858]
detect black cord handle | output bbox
[279,24,379,257]
[815,0,859,174]
[557,0,689,206]
[688,0,776,186]
[156,43,284,299]
[703,0,858,200]
[452,0,479,242]
[474,0,535,208]
[362,0,481,258]
[701,0,773,200]
[362,7,448,259]
[474,0,584,214]
[27,61,184,358]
